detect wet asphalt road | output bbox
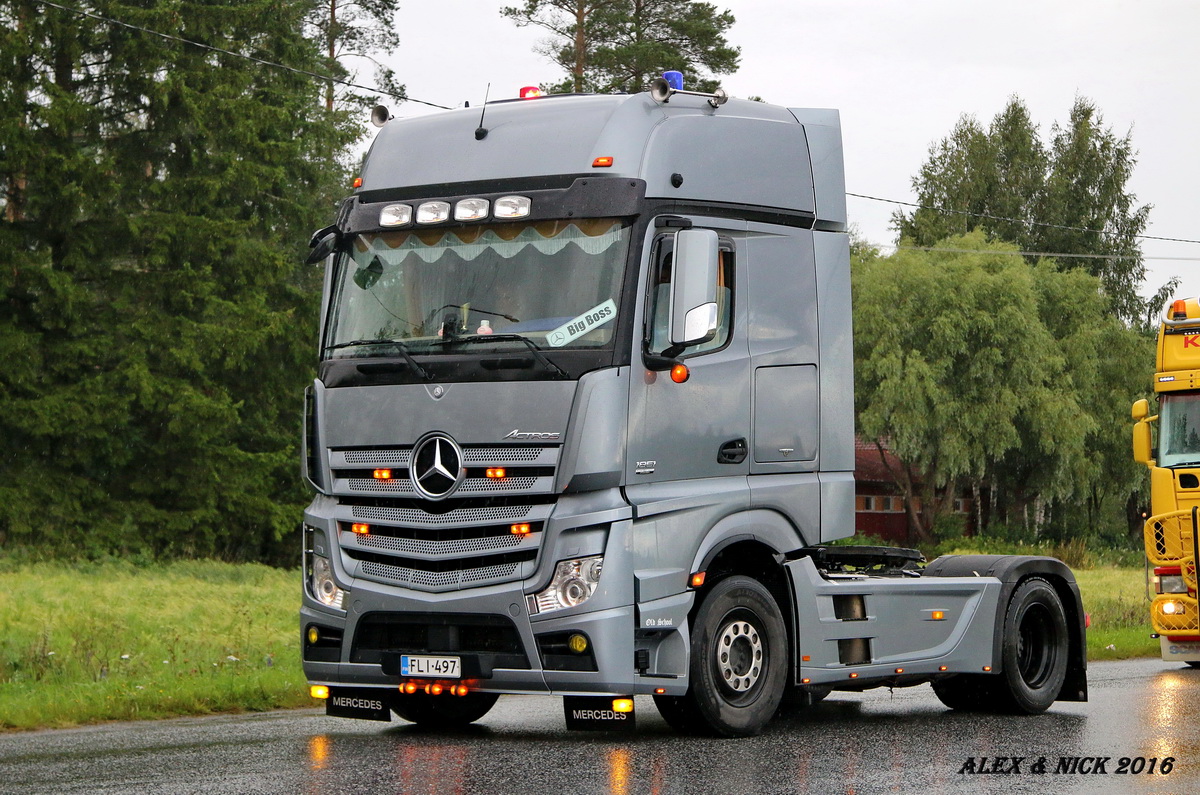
[1,659,1197,795]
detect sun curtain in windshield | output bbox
[326,218,629,357]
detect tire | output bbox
[675,575,789,737]
[779,683,832,712]
[1186,661,1200,669]
[991,577,1069,714]
[391,691,500,728]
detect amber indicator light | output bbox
[511,523,532,536]
[486,468,507,479]
[351,523,370,535]
[592,156,614,167]
[373,469,392,480]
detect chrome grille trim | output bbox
[348,503,543,526]
[358,558,535,591]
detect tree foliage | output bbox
[304,0,405,111]
[853,233,1150,544]
[893,97,1167,326]
[501,0,739,94]
[0,0,357,561]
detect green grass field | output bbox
[0,559,313,731]
[0,559,1165,731]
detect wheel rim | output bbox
[714,611,765,700]
[1015,602,1059,688]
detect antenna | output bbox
[475,83,492,140]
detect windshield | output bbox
[325,218,629,359]
[1158,393,1200,467]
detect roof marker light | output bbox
[519,86,543,99]
[352,177,363,188]
[1173,299,1189,320]
[494,195,531,219]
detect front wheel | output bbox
[391,692,500,728]
[674,575,788,737]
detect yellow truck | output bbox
[1133,297,1200,666]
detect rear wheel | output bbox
[672,575,788,737]
[391,692,500,727]
[992,577,1069,713]
[933,577,1068,713]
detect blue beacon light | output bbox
[663,71,684,91]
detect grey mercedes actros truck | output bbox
[300,79,1087,736]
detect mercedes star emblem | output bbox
[410,433,465,500]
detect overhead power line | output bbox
[847,192,1200,246]
[32,0,451,110]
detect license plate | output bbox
[401,654,461,678]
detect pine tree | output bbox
[0,0,357,560]
[501,0,738,94]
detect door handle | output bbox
[718,438,747,464]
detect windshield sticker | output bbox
[547,299,617,348]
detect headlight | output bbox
[531,556,603,615]
[311,554,346,609]
[1155,574,1187,594]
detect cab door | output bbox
[626,217,751,492]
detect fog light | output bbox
[568,633,589,654]
[307,626,320,645]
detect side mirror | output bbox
[1133,420,1153,465]
[1132,399,1149,420]
[306,225,339,265]
[669,229,719,347]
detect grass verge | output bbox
[0,559,314,731]
[0,559,1165,731]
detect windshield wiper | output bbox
[1168,460,1200,469]
[323,338,431,380]
[434,333,569,379]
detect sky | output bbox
[367,0,1200,309]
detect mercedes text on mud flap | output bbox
[300,75,1087,736]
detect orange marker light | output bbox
[655,688,666,695]
[801,655,811,662]
[895,668,904,674]
[310,685,330,699]
[511,523,532,536]
[373,468,392,480]
[939,666,948,672]
[801,678,811,684]
[670,363,690,383]
[931,610,946,621]
[486,468,507,479]
[690,571,706,588]
[592,156,614,168]
[612,698,634,713]
[428,683,444,696]
[982,666,992,672]
[351,523,370,535]
[849,672,859,679]
[352,177,363,188]
[403,682,418,694]
[1173,299,1189,320]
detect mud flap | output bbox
[562,696,635,731]
[325,687,393,721]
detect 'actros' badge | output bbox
[410,433,466,500]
